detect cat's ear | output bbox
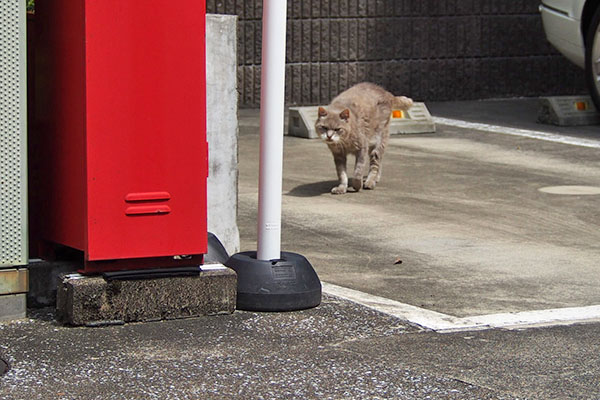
[318,107,328,118]
[339,109,350,121]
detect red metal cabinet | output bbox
[35,1,207,272]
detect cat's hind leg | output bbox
[364,142,385,189]
[375,165,382,183]
[364,122,390,190]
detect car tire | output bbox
[585,5,600,111]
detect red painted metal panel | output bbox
[85,1,207,261]
[35,0,208,270]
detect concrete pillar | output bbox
[206,14,240,256]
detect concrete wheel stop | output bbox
[55,234,237,326]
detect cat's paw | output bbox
[363,177,377,190]
[331,185,347,194]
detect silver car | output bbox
[540,0,600,109]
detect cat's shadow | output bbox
[286,180,356,197]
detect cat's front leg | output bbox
[332,154,348,194]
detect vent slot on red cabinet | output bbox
[125,191,171,216]
[125,191,171,203]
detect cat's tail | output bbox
[393,96,413,110]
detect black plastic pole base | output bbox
[205,232,230,264]
[225,251,322,312]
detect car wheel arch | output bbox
[584,0,600,110]
[582,0,600,45]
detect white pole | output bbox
[257,0,287,260]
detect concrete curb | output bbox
[56,265,237,326]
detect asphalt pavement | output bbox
[2,98,600,399]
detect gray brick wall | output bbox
[207,0,587,107]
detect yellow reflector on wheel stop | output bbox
[575,100,588,111]
[392,110,404,119]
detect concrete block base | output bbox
[0,268,28,321]
[0,294,26,321]
[56,265,237,326]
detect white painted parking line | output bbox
[467,306,600,330]
[432,117,600,149]
[322,282,483,332]
[322,282,600,333]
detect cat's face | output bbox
[315,107,350,144]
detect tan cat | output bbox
[315,82,413,194]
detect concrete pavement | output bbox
[2,300,600,399]
[2,99,600,399]
[239,101,600,320]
